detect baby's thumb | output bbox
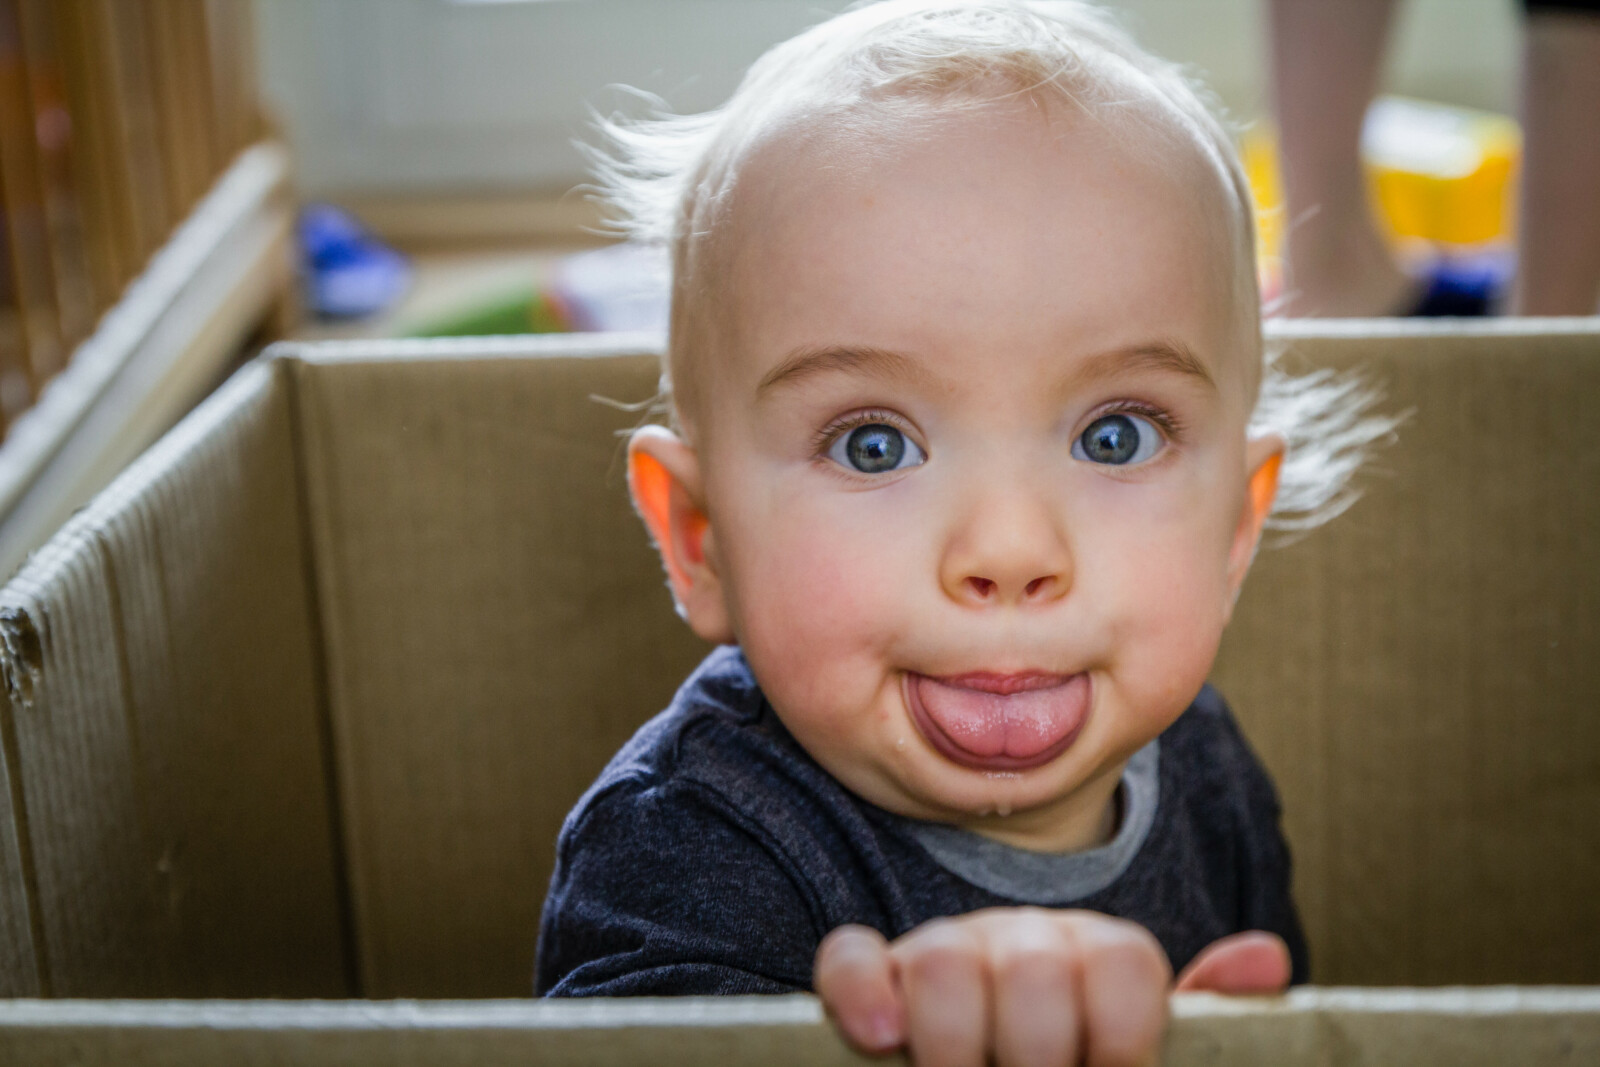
[1173,930,1290,994]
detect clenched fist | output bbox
[815,908,1289,1067]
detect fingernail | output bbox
[867,1011,900,1049]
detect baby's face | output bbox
[668,102,1274,850]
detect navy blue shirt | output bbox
[537,647,1308,995]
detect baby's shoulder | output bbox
[559,646,854,852]
[1159,684,1283,812]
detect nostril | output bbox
[1025,577,1049,598]
[967,577,996,599]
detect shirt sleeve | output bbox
[1233,736,1312,985]
[536,773,824,996]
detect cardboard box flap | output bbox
[0,360,349,997]
[1213,319,1600,986]
[285,334,710,997]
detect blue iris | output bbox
[1079,414,1141,465]
[846,424,906,473]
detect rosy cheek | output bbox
[731,529,882,685]
[743,501,901,627]
[1123,557,1228,702]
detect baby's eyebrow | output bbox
[757,344,934,396]
[1070,340,1217,392]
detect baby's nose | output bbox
[962,573,1063,603]
[940,494,1073,607]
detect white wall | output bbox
[255,0,1519,198]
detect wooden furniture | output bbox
[0,0,291,577]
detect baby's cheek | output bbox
[1115,546,1230,710]
[733,530,900,686]
[741,544,916,779]
[749,542,873,643]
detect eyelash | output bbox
[1092,399,1185,445]
[811,408,918,458]
[808,400,1185,461]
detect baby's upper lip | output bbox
[925,671,1076,695]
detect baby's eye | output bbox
[827,423,927,474]
[1071,412,1163,466]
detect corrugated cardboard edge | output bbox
[0,989,1597,1065]
[282,330,669,364]
[0,648,41,995]
[0,362,282,998]
[0,353,354,996]
[267,314,1600,365]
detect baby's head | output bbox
[610,0,1372,849]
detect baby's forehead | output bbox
[712,94,1244,277]
[693,98,1256,377]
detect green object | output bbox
[406,286,570,338]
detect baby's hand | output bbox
[814,908,1288,1067]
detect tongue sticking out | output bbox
[907,672,1090,770]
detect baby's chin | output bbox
[825,729,1117,833]
[886,751,1132,853]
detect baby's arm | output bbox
[815,909,1289,1067]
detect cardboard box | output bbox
[0,323,1596,1063]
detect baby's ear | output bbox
[627,425,735,644]
[1224,434,1284,620]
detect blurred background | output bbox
[0,0,1568,573]
[259,0,1525,333]
[263,0,1518,196]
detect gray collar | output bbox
[894,739,1160,904]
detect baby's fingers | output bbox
[989,912,1079,1067]
[815,925,902,1053]
[1173,930,1290,995]
[895,919,986,1067]
[1073,918,1171,1067]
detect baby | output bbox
[538,1,1383,1061]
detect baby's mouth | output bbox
[904,670,1091,771]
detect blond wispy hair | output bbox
[585,0,1395,529]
